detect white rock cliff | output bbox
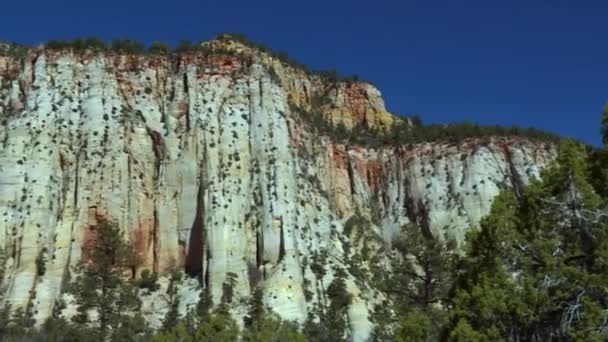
[0,40,556,341]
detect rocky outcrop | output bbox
[0,40,556,341]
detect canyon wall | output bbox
[0,40,556,341]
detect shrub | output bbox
[45,40,72,50]
[213,32,360,82]
[148,41,170,55]
[174,40,194,53]
[135,269,160,292]
[45,37,108,52]
[111,38,145,54]
[35,247,48,277]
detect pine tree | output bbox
[325,269,353,341]
[243,315,307,342]
[161,272,182,331]
[389,225,455,309]
[447,139,608,340]
[68,219,141,340]
[194,312,240,341]
[378,224,454,341]
[394,309,433,342]
[244,287,265,330]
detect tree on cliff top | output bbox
[68,219,142,340]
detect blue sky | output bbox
[3,0,607,144]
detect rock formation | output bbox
[0,38,556,341]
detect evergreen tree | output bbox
[601,104,608,146]
[394,309,433,342]
[325,269,353,341]
[242,285,307,341]
[174,40,194,53]
[376,224,454,341]
[389,225,455,309]
[196,287,213,318]
[68,219,141,340]
[111,38,145,54]
[148,41,170,55]
[193,311,240,341]
[447,139,608,340]
[152,322,194,342]
[161,271,182,331]
[242,315,307,342]
[244,287,265,330]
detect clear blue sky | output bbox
[3,0,607,145]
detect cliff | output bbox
[0,38,556,341]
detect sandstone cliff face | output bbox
[0,41,556,341]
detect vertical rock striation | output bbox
[0,40,556,341]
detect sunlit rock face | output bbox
[0,40,556,341]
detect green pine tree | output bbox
[67,219,142,340]
[447,139,608,340]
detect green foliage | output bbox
[369,300,396,341]
[301,269,353,342]
[46,37,109,52]
[372,224,454,341]
[67,219,141,340]
[221,272,238,305]
[11,306,35,330]
[410,114,423,127]
[42,316,95,342]
[196,287,213,318]
[0,41,29,58]
[327,271,353,310]
[154,284,306,342]
[241,285,307,342]
[0,306,28,338]
[310,249,328,279]
[447,319,486,342]
[242,315,307,342]
[394,309,433,342]
[0,314,90,342]
[161,271,182,331]
[194,311,240,341]
[324,271,353,341]
[387,118,561,145]
[390,225,455,309]
[292,100,561,149]
[152,322,194,342]
[111,313,153,342]
[135,269,160,293]
[111,38,145,54]
[214,32,362,82]
[174,40,195,53]
[244,287,265,329]
[446,139,608,340]
[35,247,48,277]
[2,220,157,341]
[601,103,608,146]
[148,41,170,54]
[317,69,339,83]
[152,311,240,342]
[45,39,75,50]
[44,37,165,55]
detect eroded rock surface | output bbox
[0,41,556,341]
